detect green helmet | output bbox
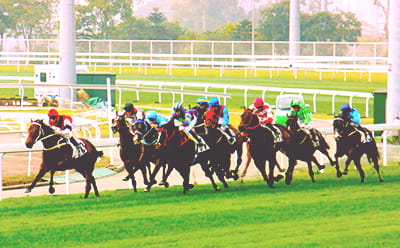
[291,100,302,108]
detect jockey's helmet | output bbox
[291,100,301,109]
[48,108,59,120]
[253,97,264,108]
[146,110,158,120]
[173,102,184,112]
[197,97,208,106]
[341,104,351,112]
[124,103,134,112]
[208,97,220,107]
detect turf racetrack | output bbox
[1,165,399,248]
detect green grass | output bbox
[1,164,399,248]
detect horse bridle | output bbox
[133,121,159,145]
[240,111,260,131]
[30,121,56,144]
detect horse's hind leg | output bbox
[371,156,384,182]
[175,165,192,194]
[91,175,100,196]
[26,167,49,194]
[49,170,56,194]
[353,158,365,183]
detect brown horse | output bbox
[111,113,150,191]
[275,116,330,185]
[238,110,282,188]
[333,116,383,183]
[25,119,103,198]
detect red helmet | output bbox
[253,98,264,108]
[48,108,59,117]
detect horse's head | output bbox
[333,116,348,139]
[238,109,258,133]
[25,119,53,148]
[286,116,300,133]
[111,112,129,134]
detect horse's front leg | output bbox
[307,161,315,183]
[200,161,221,191]
[285,157,296,185]
[353,158,365,183]
[48,170,56,194]
[26,166,49,194]
[254,159,273,188]
[334,153,343,177]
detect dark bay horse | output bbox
[276,116,332,185]
[111,113,150,191]
[333,116,383,182]
[25,119,103,198]
[193,123,232,189]
[238,110,281,188]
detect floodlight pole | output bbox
[386,0,400,123]
[59,0,76,100]
[289,0,300,59]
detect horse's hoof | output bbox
[144,188,150,192]
[122,176,130,181]
[279,168,286,173]
[336,171,342,178]
[49,187,55,194]
[233,174,239,181]
[158,180,166,186]
[25,189,31,194]
[215,187,221,191]
[319,169,325,174]
[164,182,169,188]
[275,175,284,182]
[343,170,348,175]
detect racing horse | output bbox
[111,113,150,192]
[25,119,103,198]
[238,110,282,188]
[333,116,383,183]
[279,116,330,184]
[144,119,229,193]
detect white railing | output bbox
[1,123,399,201]
[117,80,374,117]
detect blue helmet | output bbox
[341,104,351,112]
[208,97,220,107]
[146,110,157,119]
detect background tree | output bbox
[76,0,132,39]
[9,0,56,40]
[171,0,247,33]
[257,0,290,41]
[257,0,361,42]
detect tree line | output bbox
[0,0,361,42]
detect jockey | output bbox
[249,97,282,142]
[339,103,371,142]
[123,102,145,130]
[170,102,208,151]
[208,97,235,144]
[191,97,209,125]
[289,101,319,146]
[48,108,85,156]
[145,110,169,128]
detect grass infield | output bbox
[1,164,399,248]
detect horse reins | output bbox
[30,122,68,151]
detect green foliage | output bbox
[1,165,400,247]
[258,0,362,42]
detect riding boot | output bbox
[70,136,85,157]
[267,123,282,142]
[189,130,207,152]
[309,129,320,147]
[224,127,236,144]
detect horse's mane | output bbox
[32,119,54,134]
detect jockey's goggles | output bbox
[49,116,57,120]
